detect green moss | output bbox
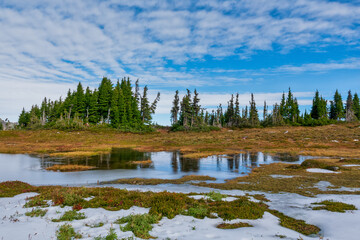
[186,204,209,219]
[116,214,160,239]
[209,197,266,221]
[56,224,82,240]
[52,210,86,222]
[269,210,320,236]
[25,208,47,217]
[205,191,227,201]
[312,200,357,212]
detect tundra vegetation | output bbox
[0,181,321,238]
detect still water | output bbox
[0,148,313,186]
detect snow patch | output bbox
[306,168,340,174]
[343,164,360,167]
[270,174,294,179]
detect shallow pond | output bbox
[0,148,314,185]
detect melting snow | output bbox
[306,168,340,174]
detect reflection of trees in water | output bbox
[171,151,179,173]
[271,153,300,162]
[170,151,200,172]
[42,148,153,170]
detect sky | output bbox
[0,0,360,125]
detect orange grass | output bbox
[46,164,95,172]
[0,123,359,158]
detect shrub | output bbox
[94,228,118,240]
[25,208,47,217]
[206,191,227,201]
[116,214,159,239]
[56,224,82,240]
[186,204,209,219]
[0,181,34,198]
[149,192,191,219]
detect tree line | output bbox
[18,77,160,131]
[170,88,360,130]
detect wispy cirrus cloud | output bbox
[1,0,360,123]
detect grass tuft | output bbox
[94,228,118,240]
[216,222,253,229]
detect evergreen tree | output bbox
[140,86,151,123]
[234,93,240,126]
[18,108,30,127]
[249,93,260,127]
[225,94,235,127]
[192,89,201,126]
[180,90,192,127]
[75,82,85,117]
[311,90,327,120]
[271,103,284,126]
[353,93,360,119]
[263,101,268,122]
[329,90,344,120]
[84,87,92,120]
[110,85,120,127]
[279,92,286,118]
[150,92,160,120]
[88,90,99,124]
[345,90,357,122]
[98,77,113,121]
[170,90,180,124]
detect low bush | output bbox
[25,208,47,217]
[52,210,86,222]
[56,224,82,240]
[116,214,159,239]
[206,191,227,201]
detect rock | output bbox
[327,166,340,171]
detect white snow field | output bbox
[1,187,360,240]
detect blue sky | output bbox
[0,0,360,125]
